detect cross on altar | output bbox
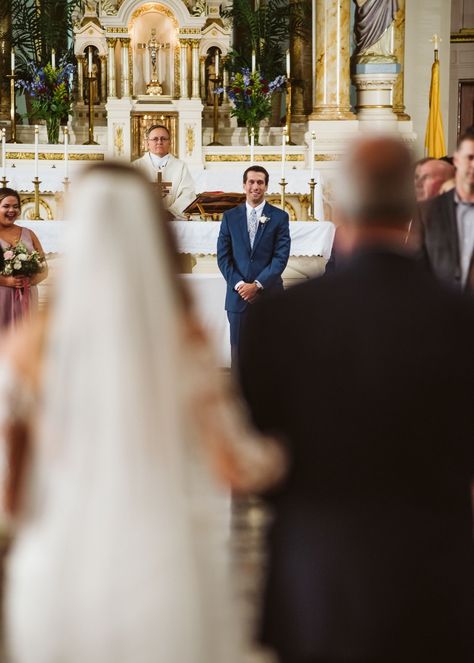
[154,170,172,198]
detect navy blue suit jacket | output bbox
[217,201,290,313]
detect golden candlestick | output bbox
[279,178,287,210]
[84,75,99,145]
[208,76,222,146]
[32,177,43,220]
[285,78,296,146]
[308,178,317,220]
[1,177,8,188]
[6,74,21,144]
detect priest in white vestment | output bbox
[133,124,196,218]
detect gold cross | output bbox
[154,170,172,198]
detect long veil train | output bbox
[5,165,241,663]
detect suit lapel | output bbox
[251,201,271,254]
[237,203,251,253]
[445,191,461,282]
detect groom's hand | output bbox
[237,282,259,303]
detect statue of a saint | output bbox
[353,0,399,63]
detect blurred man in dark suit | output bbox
[239,136,474,663]
[413,127,474,291]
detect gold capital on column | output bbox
[107,38,117,48]
[310,0,355,120]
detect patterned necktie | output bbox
[249,207,258,248]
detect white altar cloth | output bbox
[173,221,334,259]
[181,274,230,366]
[19,220,335,259]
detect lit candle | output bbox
[1,128,6,178]
[64,126,69,179]
[10,48,15,74]
[310,131,315,179]
[286,49,290,78]
[251,50,256,74]
[431,33,440,51]
[281,127,287,179]
[88,47,93,75]
[215,50,219,79]
[250,127,255,163]
[34,125,39,178]
[51,48,56,69]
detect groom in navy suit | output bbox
[217,166,291,363]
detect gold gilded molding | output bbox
[205,154,305,162]
[179,28,202,34]
[314,154,339,161]
[8,152,105,161]
[130,3,178,28]
[185,124,195,156]
[451,29,474,43]
[107,27,129,33]
[114,124,124,156]
[106,37,117,47]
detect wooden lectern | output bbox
[183,192,246,220]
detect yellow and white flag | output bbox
[424,56,446,158]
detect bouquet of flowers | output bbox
[221,69,286,143]
[16,59,75,143]
[2,242,46,278]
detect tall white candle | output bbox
[215,50,219,78]
[51,48,56,69]
[10,48,15,74]
[64,127,69,179]
[250,127,255,163]
[1,129,6,178]
[251,50,256,74]
[286,49,290,78]
[88,48,93,75]
[281,127,287,179]
[34,125,39,178]
[310,131,315,179]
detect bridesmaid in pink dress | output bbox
[0,189,48,331]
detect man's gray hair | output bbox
[336,135,415,225]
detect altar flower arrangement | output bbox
[2,242,46,277]
[16,59,75,144]
[220,68,286,144]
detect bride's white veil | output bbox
[6,164,240,663]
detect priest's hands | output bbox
[237,282,259,303]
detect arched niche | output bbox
[129,6,179,96]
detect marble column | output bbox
[116,38,123,98]
[392,0,410,120]
[289,0,308,121]
[0,14,11,120]
[191,40,200,99]
[199,55,206,102]
[310,0,355,119]
[121,38,130,98]
[179,40,189,99]
[100,55,107,103]
[77,55,85,103]
[107,38,117,98]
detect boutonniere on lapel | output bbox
[258,215,269,225]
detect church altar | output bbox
[20,220,335,258]
[21,219,334,367]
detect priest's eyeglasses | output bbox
[148,137,170,142]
